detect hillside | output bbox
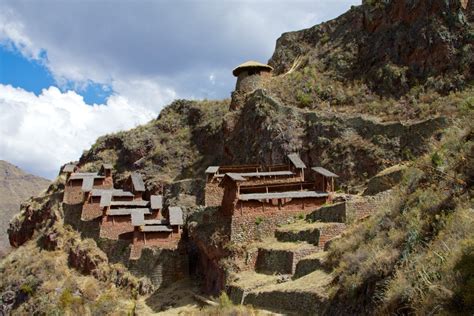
[1,0,473,314]
[0,161,50,257]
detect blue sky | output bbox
[0,0,360,179]
[0,45,112,104]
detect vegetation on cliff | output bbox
[326,121,473,314]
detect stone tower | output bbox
[230,60,273,110]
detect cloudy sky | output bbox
[0,0,360,179]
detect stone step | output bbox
[275,221,346,248]
[293,252,329,279]
[255,240,318,275]
[243,270,333,315]
[227,271,286,305]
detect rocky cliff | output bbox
[269,0,473,96]
[0,161,50,257]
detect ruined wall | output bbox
[128,247,189,288]
[345,192,392,223]
[316,223,346,248]
[99,216,134,240]
[205,175,305,207]
[230,197,326,243]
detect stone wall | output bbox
[128,247,189,288]
[244,290,326,315]
[99,216,134,240]
[132,229,181,257]
[316,223,346,248]
[230,198,326,243]
[81,201,102,221]
[63,182,84,205]
[345,192,392,223]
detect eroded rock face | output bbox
[269,0,474,95]
[8,190,62,248]
[187,208,231,295]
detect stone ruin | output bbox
[62,163,184,260]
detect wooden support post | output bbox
[144,233,147,245]
[332,177,335,192]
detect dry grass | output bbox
[276,220,331,232]
[254,270,333,294]
[256,238,315,251]
[0,240,136,315]
[324,122,474,314]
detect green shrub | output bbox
[255,217,264,226]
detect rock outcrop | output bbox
[269,0,474,95]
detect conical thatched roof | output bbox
[232,60,273,77]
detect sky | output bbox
[0,0,360,179]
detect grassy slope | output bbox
[325,119,473,314]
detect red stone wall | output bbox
[229,197,327,243]
[63,180,84,205]
[234,197,326,217]
[100,216,134,240]
[81,203,103,221]
[130,230,182,259]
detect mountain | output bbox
[1,0,473,314]
[0,161,50,257]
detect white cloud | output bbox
[0,0,361,178]
[0,84,173,179]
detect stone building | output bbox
[124,172,146,199]
[63,164,113,205]
[81,189,135,221]
[130,206,184,259]
[230,60,273,110]
[204,153,307,207]
[99,197,162,240]
[312,167,339,192]
[204,155,338,242]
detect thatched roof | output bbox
[232,60,273,77]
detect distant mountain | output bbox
[0,161,50,257]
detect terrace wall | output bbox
[229,197,327,243]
